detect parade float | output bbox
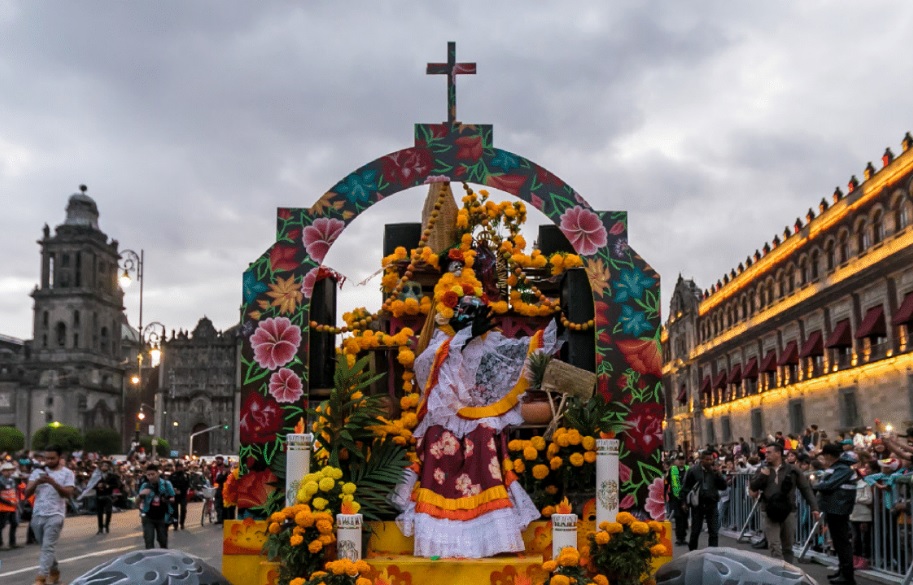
[221,43,669,585]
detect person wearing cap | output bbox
[0,461,20,549]
[169,460,190,530]
[749,442,819,565]
[817,442,860,585]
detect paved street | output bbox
[0,501,224,582]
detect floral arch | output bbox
[238,122,664,518]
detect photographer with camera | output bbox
[24,445,75,585]
[749,442,819,566]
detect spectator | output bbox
[850,459,877,571]
[137,463,175,549]
[749,443,819,565]
[0,461,19,548]
[683,450,727,551]
[665,453,688,545]
[816,442,859,585]
[24,445,75,585]
[93,460,120,534]
[169,460,190,530]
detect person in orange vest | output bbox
[0,461,20,548]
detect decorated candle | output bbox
[596,438,620,525]
[285,433,313,506]
[551,498,577,557]
[336,513,363,560]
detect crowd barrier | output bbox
[718,472,913,584]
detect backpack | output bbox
[765,469,794,523]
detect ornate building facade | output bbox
[664,133,913,452]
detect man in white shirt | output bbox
[24,445,75,585]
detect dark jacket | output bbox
[815,455,858,516]
[749,462,818,514]
[683,462,727,504]
[169,470,190,501]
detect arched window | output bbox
[100,326,109,353]
[825,240,836,270]
[810,249,820,280]
[855,219,869,253]
[838,232,850,263]
[898,198,912,230]
[872,210,885,245]
[798,258,808,286]
[767,279,775,305]
[55,322,66,347]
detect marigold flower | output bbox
[290,579,306,585]
[341,482,357,495]
[569,453,585,467]
[542,505,555,517]
[295,511,314,527]
[631,521,650,535]
[318,477,335,492]
[508,439,522,451]
[648,520,663,533]
[547,443,560,457]
[514,459,525,473]
[582,436,596,451]
[268,522,281,534]
[523,446,538,461]
[584,451,597,464]
[289,534,304,546]
[567,429,582,445]
[594,531,610,545]
[531,436,546,451]
[316,519,334,534]
[312,497,328,510]
[605,522,623,534]
[532,464,550,480]
[616,511,635,525]
[550,576,570,585]
[650,544,668,556]
[550,456,563,470]
[545,485,559,495]
[593,576,609,585]
[308,539,324,553]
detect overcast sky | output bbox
[2,2,912,341]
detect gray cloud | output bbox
[1,1,912,338]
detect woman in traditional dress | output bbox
[393,295,559,558]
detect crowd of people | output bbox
[0,446,237,585]
[664,424,913,585]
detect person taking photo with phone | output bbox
[24,445,75,585]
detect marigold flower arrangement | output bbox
[541,546,594,585]
[588,514,666,585]
[295,466,361,516]
[547,426,599,494]
[290,558,373,585]
[263,503,338,585]
[506,436,561,515]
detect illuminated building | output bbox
[663,133,913,451]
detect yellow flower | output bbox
[312,497,328,510]
[584,451,597,464]
[531,436,546,451]
[593,576,609,585]
[547,443,560,458]
[523,446,538,461]
[650,544,668,556]
[567,429,582,446]
[269,512,284,523]
[318,477,335,492]
[514,459,525,473]
[308,539,324,553]
[605,522,623,534]
[355,560,371,573]
[648,520,663,533]
[585,257,612,297]
[594,531,610,545]
[316,519,334,534]
[290,579,306,585]
[550,576,570,585]
[569,453,585,467]
[532,464,550,480]
[542,560,557,572]
[266,275,303,314]
[550,456,563,471]
[556,434,570,448]
[582,436,596,451]
[631,521,650,535]
[268,522,282,534]
[295,511,314,527]
[341,482,357,495]
[289,534,304,546]
[616,512,635,525]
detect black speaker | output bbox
[537,224,574,256]
[560,268,595,373]
[308,276,337,390]
[383,223,422,257]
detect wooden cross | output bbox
[427,41,476,125]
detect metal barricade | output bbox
[726,472,763,540]
[870,475,913,577]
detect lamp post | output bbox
[141,321,167,440]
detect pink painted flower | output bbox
[434,468,446,485]
[268,368,303,404]
[645,477,666,520]
[619,462,632,484]
[454,473,481,497]
[300,267,319,299]
[559,206,608,256]
[302,217,345,263]
[619,494,635,510]
[250,317,301,370]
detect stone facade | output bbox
[664,135,913,452]
[158,318,239,456]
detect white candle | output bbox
[552,513,578,557]
[596,438,620,525]
[336,513,363,560]
[285,433,313,507]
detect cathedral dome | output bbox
[64,185,100,229]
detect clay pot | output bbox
[520,390,552,425]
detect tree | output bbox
[83,428,122,455]
[0,426,25,453]
[31,423,84,453]
[139,436,170,457]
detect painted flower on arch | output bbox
[559,206,607,256]
[645,476,666,520]
[619,305,651,337]
[615,267,654,302]
[266,276,302,315]
[302,217,345,263]
[250,317,301,370]
[381,148,433,187]
[300,267,319,299]
[239,391,284,444]
[268,368,304,404]
[624,401,664,457]
[585,257,611,297]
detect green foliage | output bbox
[31,424,83,452]
[525,351,552,390]
[310,354,387,468]
[562,394,631,437]
[0,426,25,453]
[139,436,170,457]
[589,517,663,585]
[347,438,411,521]
[83,428,122,455]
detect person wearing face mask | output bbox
[391,287,560,559]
